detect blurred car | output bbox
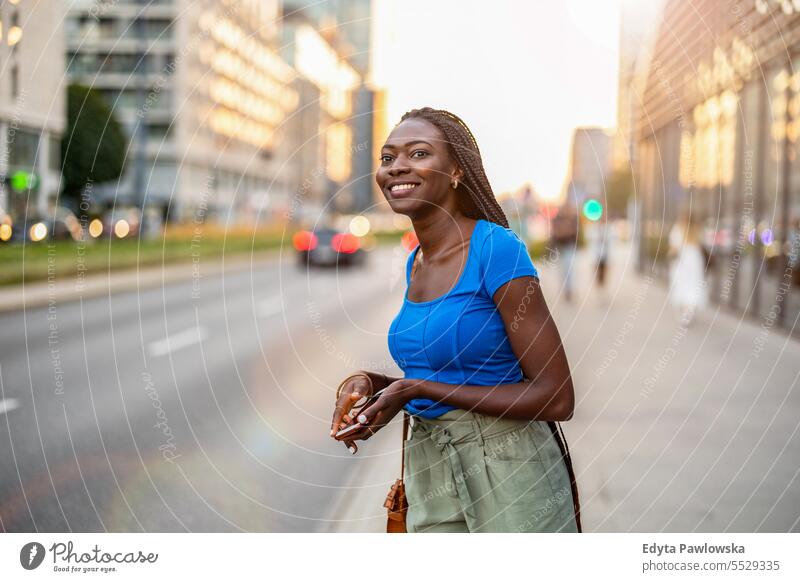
[100,208,141,239]
[0,209,12,242]
[293,226,366,267]
[8,208,82,242]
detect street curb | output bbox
[0,250,282,314]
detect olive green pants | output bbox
[404,409,578,533]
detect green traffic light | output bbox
[582,198,603,221]
[10,171,39,192]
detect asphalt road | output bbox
[0,246,408,532]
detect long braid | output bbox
[399,107,510,228]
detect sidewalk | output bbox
[327,240,800,532]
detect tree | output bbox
[61,84,127,215]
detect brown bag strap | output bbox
[547,420,582,533]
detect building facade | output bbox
[565,127,614,205]
[65,0,299,223]
[279,11,362,222]
[614,0,665,172]
[281,0,380,219]
[635,0,800,334]
[0,0,66,222]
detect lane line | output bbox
[148,326,208,357]
[0,398,20,416]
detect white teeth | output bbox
[390,183,418,192]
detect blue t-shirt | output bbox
[388,219,540,419]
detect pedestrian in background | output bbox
[550,202,580,303]
[667,211,708,327]
[586,212,611,302]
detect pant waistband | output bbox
[409,408,538,445]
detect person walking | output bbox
[667,211,708,327]
[586,213,612,302]
[329,107,580,533]
[549,201,580,303]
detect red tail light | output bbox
[331,233,359,254]
[293,230,318,251]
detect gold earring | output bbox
[451,179,458,189]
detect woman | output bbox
[329,107,579,533]
[667,211,708,327]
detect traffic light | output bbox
[10,171,39,192]
[582,198,603,221]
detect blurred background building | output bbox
[564,127,614,206]
[280,0,383,220]
[0,0,66,221]
[58,0,382,227]
[613,0,665,173]
[65,0,300,224]
[634,0,800,333]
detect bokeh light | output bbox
[582,199,603,221]
[349,215,371,237]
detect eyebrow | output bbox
[381,140,433,150]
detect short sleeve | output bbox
[480,224,539,298]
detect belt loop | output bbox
[472,413,485,447]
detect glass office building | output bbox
[636,0,800,335]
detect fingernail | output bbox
[357,414,367,424]
[349,446,356,454]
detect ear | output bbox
[451,165,464,183]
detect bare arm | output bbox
[408,276,574,421]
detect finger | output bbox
[347,418,382,441]
[343,440,358,454]
[356,405,379,426]
[330,399,355,436]
[330,404,346,436]
[333,423,363,441]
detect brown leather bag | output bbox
[384,413,409,532]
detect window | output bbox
[49,136,61,171]
[9,129,40,169]
[148,123,172,141]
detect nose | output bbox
[387,158,411,176]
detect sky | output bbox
[371,0,622,202]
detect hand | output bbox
[330,373,374,454]
[335,379,418,443]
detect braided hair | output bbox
[398,107,510,229]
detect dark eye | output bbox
[411,150,428,158]
[380,154,393,163]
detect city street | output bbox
[1,240,798,532]
[0,246,409,532]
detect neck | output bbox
[412,211,475,260]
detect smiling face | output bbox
[376,118,463,219]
